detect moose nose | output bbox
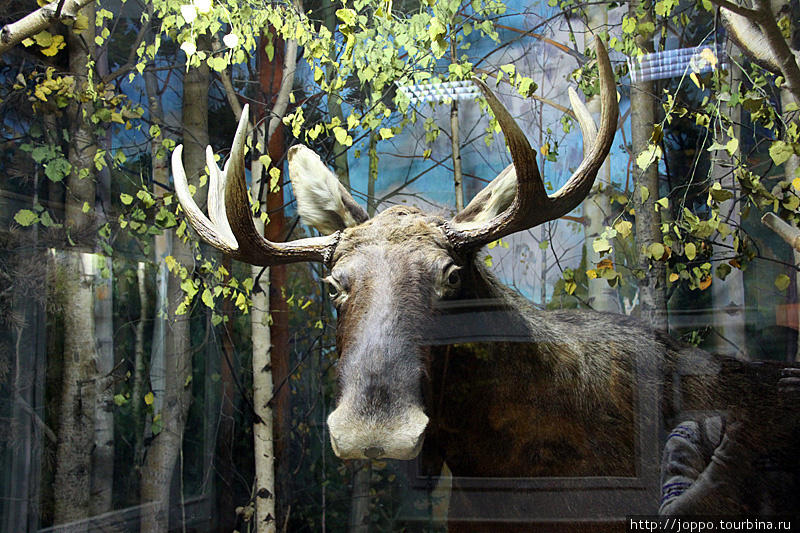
[327,405,428,460]
[363,446,385,459]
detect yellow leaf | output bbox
[40,34,65,56]
[144,392,154,405]
[73,12,89,33]
[586,269,598,280]
[792,177,800,191]
[699,47,717,68]
[685,242,696,261]
[34,85,49,101]
[33,31,53,47]
[614,220,632,238]
[597,258,614,270]
[669,273,679,282]
[565,279,577,295]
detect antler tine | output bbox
[550,38,617,211]
[173,104,340,267]
[445,37,618,251]
[173,145,238,255]
[568,86,598,159]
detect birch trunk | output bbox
[89,24,115,514]
[251,120,277,533]
[91,255,115,515]
[53,251,98,526]
[133,262,148,466]
[450,38,464,212]
[140,37,209,533]
[782,88,800,362]
[52,4,98,525]
[581,7,621,313]
[629,0,668,332]
[347,460,372,533]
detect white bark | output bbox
[251,261,276,533]
[91,255,115,515]
[217,25,299,531]
[133,262,148,465]
[781,88,800,362]
[53,251,98,525]
[630,0,669,332]
[251,124,277,533]
[53,5,98,524]
[583,7,621,314]
[0,0,96,56]
[141,33,208,533]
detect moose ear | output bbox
[288,145,369,235]
[450,164,517,229]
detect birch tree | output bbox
[628,0,668,331]
[52,3,100,524]
[140,34,210,533]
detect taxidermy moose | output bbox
[172,38,715,485]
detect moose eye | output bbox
[324,276,347,305]
[444,266,461,289]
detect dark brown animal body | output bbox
[172,38,722,527]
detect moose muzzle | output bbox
[327,404,428,460]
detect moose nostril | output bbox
[363,446,385,459]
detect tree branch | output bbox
[102,20,148,84]
[763,212,800,253]
[265,0,302,145]
[706,0,759,19]
[716,0,800,103]
[749,0,800,104]
[0,0,95,57]
[211,36,244,120]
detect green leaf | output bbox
[336,8,356,25]
[201,288,214,308]
[636,143,661,170]
[769,141,797,166]
[14,209,39,226]
[113,394,128,406]
[649,242,665,260]
[333,127,349,145]
[137,190,155,208]
[151,414,163,435]
[614,220,632,238]
[716,263,731,281]
[685,242,696,261]
[775,274,791,291]
[592,237,612,254]
[621,17,636,34]
[120,193,134,205]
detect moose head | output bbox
[172,38,619,461]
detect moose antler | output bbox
[172,104,341,266]
[445,36,619,251]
